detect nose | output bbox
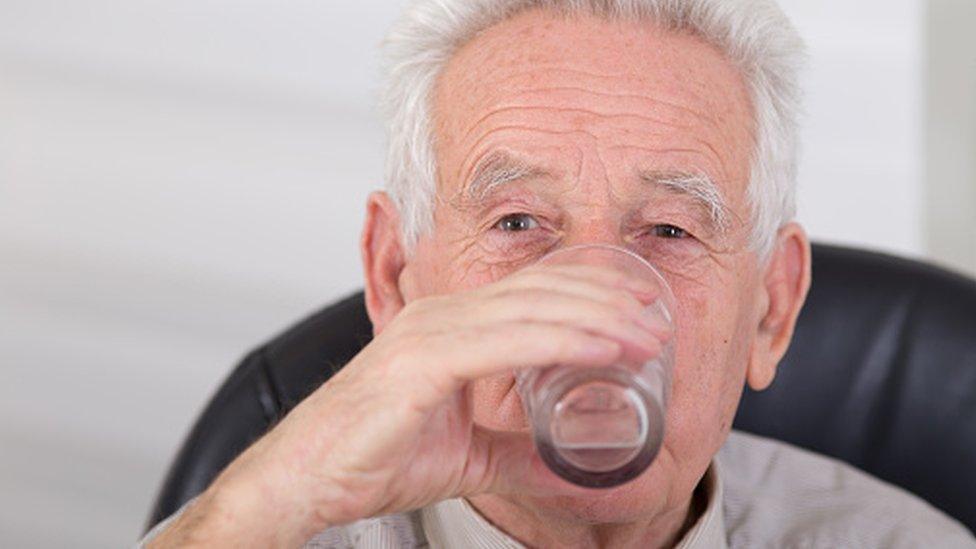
[560,212,628,251]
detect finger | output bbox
[401,322,623,409]
[461,426,538,496]
[545,280,673,341]
[479,286,671,345]
[501,269,650,322]
[465,426,597,499]
[501,266,672,336]
[524,263,663,304]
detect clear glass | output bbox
[515,244,675,488]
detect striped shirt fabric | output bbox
[141,431,976,548]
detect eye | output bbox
[650,224,689,239]
[495,213,540,232]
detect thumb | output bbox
[466,426,595,499]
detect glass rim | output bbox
[532,243,677,320]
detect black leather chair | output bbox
[146,244,976,533]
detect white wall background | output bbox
[787,1,925,256]
[0,1,969,547]
[926,0,976,275]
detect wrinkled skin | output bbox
[149,9,810,549]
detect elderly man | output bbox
[144,0,975,547]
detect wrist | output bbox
[148,468,330,548]
[211,465,334,547]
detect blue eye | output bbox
[496,213,540,232]
[651,224,689,239]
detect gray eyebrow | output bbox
[640,170,733,233]
[461,157,732,232]
[464,151,551,201]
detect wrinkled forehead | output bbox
[430,8,755,215]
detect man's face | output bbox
[401,10,761,522]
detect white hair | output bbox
[380,0,805,258]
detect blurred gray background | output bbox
[1,0,973,546]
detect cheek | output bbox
[469,374,526,430]
[665,279,753,453]
[408,231,510,296]
[403,238,452,298]
[433,222,533,293]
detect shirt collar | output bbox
[421,497,523,548]
[676,461,727,549]
[421,462,727,549]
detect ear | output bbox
[746,222,812,390]
[361,191,408,335]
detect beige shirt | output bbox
[142,431,976,548]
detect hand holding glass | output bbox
[515,244,675,488]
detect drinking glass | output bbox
[515,244,675,488]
